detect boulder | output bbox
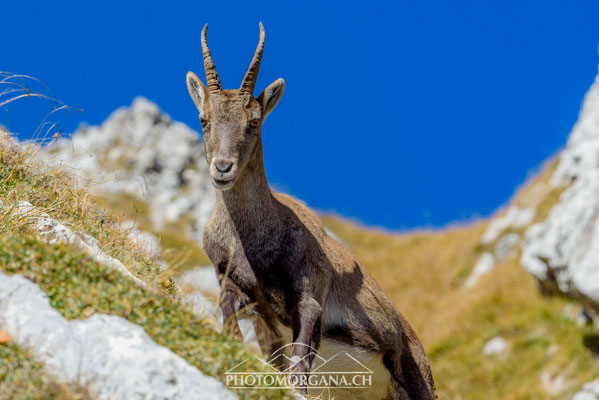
[0,273,236,400]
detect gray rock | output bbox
[0,272,236,400]
[483,336,508,356]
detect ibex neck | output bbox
[214,148,279,231]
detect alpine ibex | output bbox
[186,23,437,400]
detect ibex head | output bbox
[187,23,285,190]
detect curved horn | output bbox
[239,22,265,95]
[201,24,222,94]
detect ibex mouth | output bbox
[212,177,236,190]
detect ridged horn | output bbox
[239,22,265,95]
[201,24,222,94]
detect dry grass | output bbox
[0,73,163,287]
[0,131,172,289]
[322,217,488,345]
[322,159,599,399]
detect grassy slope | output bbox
[4,130,597,399]
[0,137,290,400]
[87,153,599,399]
[323,159,599,399]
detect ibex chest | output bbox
[204,224,294,324]
[226,258,292,325]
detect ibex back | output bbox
[186,23,438,400]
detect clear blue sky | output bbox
[3,1,599,229]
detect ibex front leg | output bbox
[218,279,244,338]
[289,297,322,397]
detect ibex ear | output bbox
[186,71,208,112]
[257,78,285,119]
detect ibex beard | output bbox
[186,22,438,400]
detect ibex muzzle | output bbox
[187,23,284,191]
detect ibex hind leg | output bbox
[383,349,436,400]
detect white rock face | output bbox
[0,273,236,400]
[40,97,213,241]
[521,64,599,310]
[483,336,508,356]
[465,252,495,288]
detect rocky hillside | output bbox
[522,67,599,320]
[42,97,214,242]
[2,59,599,399]
[0,129,289,400]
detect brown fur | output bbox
[186,23,437,400]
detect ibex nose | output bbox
[214,159,233,173]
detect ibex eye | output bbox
[249,119,260,128]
